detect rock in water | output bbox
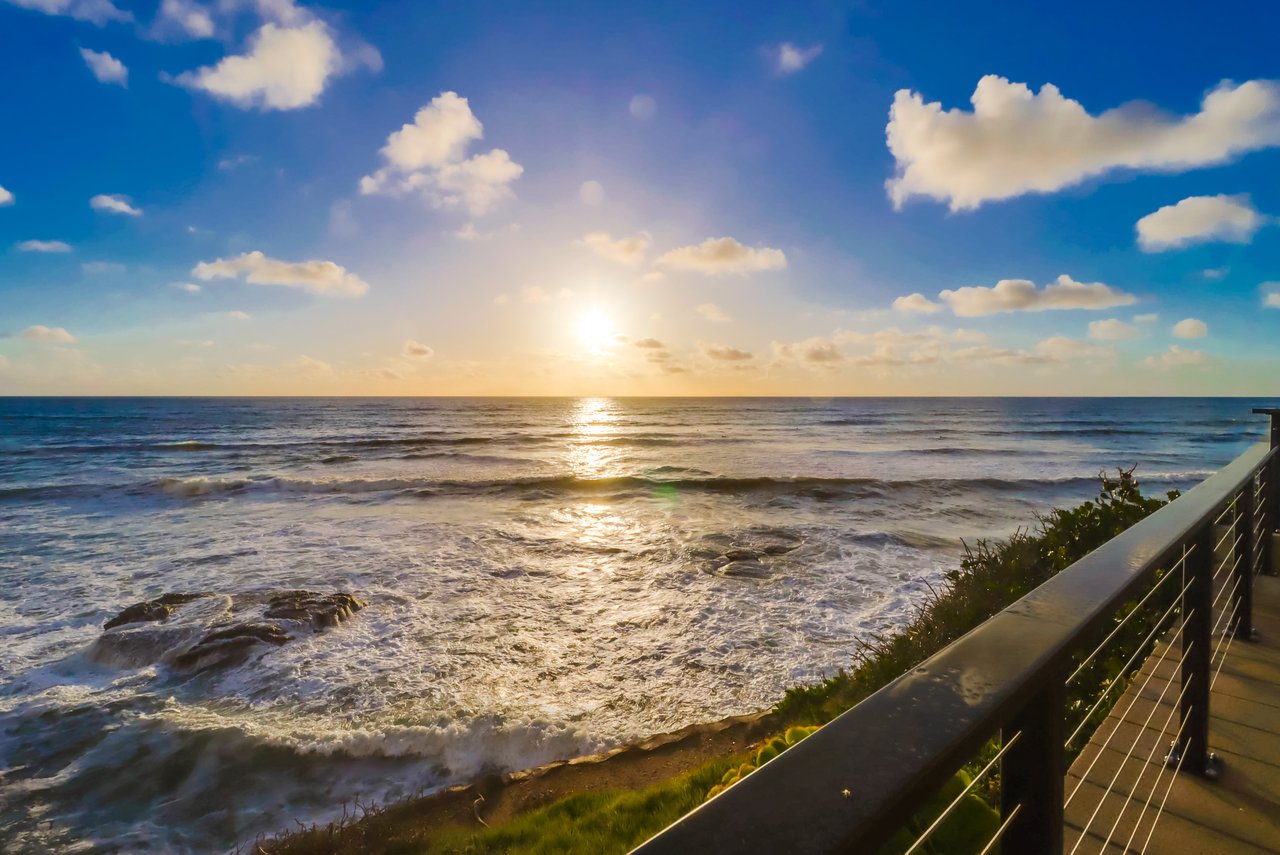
[264,591,366,630]
[93,589,366,673]
[169,622,294,672]
[103,592,213,629]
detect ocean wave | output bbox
[0,469,1216,504]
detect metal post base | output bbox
[1165,743,1223,781]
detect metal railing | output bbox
[634,408,1280,855]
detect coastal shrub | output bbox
[772,468,1178,729]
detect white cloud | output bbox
[1172,317,1208,338]
[1144,345,1208,368]
[939,275,1136,317]
[20,325,77,343]
[173,282,202,293]
[696,303,732,323]
[176,20,373,111]
[403,339,433,358]
[227,310,251,320]
[192,250,369,296]
[360,91,522,216]
[90,193,141,216]
[1033,336,1112,361]
[1264,291,1280,309]
[886,76,1280,210]
[156,0,215,39]
[81,260,124,274]
[892,292,942,314]
[774,42,822,75]
[629,94,656,120]
[17,240,72,253]
[655,237,787,276]
[1134,313,1159,324]
[580,232,650,265]
[1201,267,1230,280]
[80,48,127,85]
[1136,194,1268,251]
[579,180,605,206]
[772,336,844,365]
[1088,318,1140,340]
[217,154,256,170]
[5,0,130,25]
[0,185,12,206]
[702,343,754,361]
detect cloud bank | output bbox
[939,275,1136,317]
[192,250,369,296]
[887,76,1280,210]
[655,237,786,275]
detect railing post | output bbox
[1001,681,1064,855]
[1171,525,1221,778]
[1234,484,1256,640]
[1252,407,1279,576]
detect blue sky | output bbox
[1,0,1277,394]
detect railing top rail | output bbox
[633,441,1275,855]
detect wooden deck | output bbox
[1064,573,1280,854]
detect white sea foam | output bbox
[0,396,1267,853]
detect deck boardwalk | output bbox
[1064,573,1280,854]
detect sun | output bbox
[576,307,615,352]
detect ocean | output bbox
[0,397,1273,853]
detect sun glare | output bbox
[576,307,615,352]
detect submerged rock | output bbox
[716,560,772,579]
[169,622,294,672]
[92,589,366,673]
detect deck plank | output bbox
[1064,573,1280,854]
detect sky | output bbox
[1,0,1278,396]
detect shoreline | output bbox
[259,710,778,853]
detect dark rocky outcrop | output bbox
[103,593,213,630]
[264,591,366,629]
[93,589,366,673]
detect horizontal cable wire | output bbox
[1067,640,1195,855]
[977,804,1020,855]
[1100,675,1194,853]
[1210,561,1243,615]
[1064,625,1194,809]
[1066,562,1184,687]
[902,732,1022,855]
[1209,573,1243,637]
[1211,597,1243,691]
[1211,495,1238,528]
[1119,691,1192,854]
[1212,516,1239,555]
[1064,582,1191,750]
[1211,536,1242,584]
[1140,708,1193,855]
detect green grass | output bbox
[425,759,739,855]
